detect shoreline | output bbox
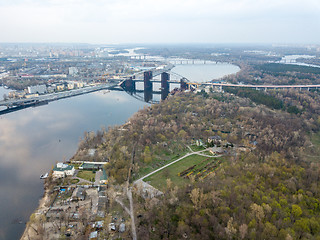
[20,186,50,240]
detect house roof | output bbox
[53,163,74,172]
[89,231,98,239]
[100,169,108,181]
[79,162,103,170]
[208,135,221,140]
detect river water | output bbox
[172,63,240,83]
[0,63,239,240]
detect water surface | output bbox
[172,63,240,83]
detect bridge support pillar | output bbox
[180,78,188,91]
[161,72,170,101]
[144,71,153,91]
[161,72,169,91]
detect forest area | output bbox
[72,84,320,239]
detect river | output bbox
[0,63,239,240]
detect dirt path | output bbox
[135,149,220,183]
[127,188,137,240]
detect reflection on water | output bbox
[0,90,148,240]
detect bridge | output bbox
[204,83,320,90]
[0,83,117,114]
[1,62,319,115]
[119,64,189,93]
[0,64,187,114]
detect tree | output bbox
[225,217,237,239]
[250,203,265,223]
[239,224,248,239]
[291,204,302,218]
[190,188,200,210]
[143,146,152,164]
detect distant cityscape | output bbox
[0,44,164,101]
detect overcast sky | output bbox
[0,0,319,44]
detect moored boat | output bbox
[40,173,48,179]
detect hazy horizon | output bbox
[0,0,319,44]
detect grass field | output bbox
[134,148,190,180]
[144,154,224,191]
[77,170,95,182]
[303,132,320,162]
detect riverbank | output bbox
[0,89,149,240]
[20,188,50,240]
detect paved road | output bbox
[205,82,320,89]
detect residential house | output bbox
[100,169,108,184]
[52,163,75,178]
[208,135,222,146]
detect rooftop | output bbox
[53,163,74,172]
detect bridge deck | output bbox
[207,83,320,88]
[0,83,116,107]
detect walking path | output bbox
[135,148,220,183]
[127,188,137,240]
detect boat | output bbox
[40,173,48,179]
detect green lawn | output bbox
[144,154,223,191]
[303,132,320,162]
[311,132,320,146]
[134,148,190,181]
[77,170,95,182]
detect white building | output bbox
[27,84,47,94]
[52,163,75,178]
[68,67,78,76]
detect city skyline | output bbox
[0,0,319,44]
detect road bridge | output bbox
[119,64,189,93]
[0,83,117,114]
[205,83,320,90]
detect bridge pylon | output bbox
[144,71,153,92]
[161,72,170,100]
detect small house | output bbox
[109,223,116,231]
[208,136,222,146]
[94,221,104,229]
[71,187,86,201]
[99,169,108,184]
[89,231,98,240]
[119,223,126,233]
[196,139,204,147]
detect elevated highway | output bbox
[0,83,117,109]
[205,83,320,90]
